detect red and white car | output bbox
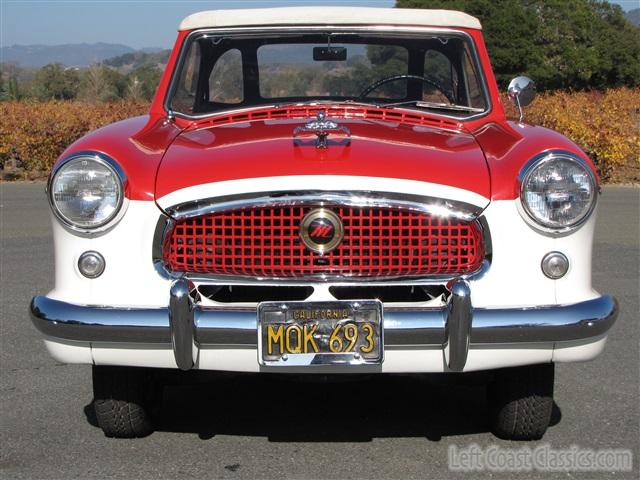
[31,7,618,439]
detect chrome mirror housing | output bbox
[508,76,536,122]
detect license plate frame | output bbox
[257,300,384,367]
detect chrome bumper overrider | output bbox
[30,279,618,372]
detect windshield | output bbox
[169,32,488,118]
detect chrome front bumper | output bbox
[30,279,618,372]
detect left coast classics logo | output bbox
[299,208,344,254]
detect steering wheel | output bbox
[357,74,456,104]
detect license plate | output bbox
[258,300,383,366]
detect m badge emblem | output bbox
[299,208,344,254]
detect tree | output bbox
[32,63,80,100]
[0,63,29,100]
[396,0,640,91]
[102,67,127,99]
[79,65,125,101]
[6,77,21,100]
[590,1,640,88]
[126,75,144,101]
[128,65,162,101]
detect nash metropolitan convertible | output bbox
[31,7,618,439]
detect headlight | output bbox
[49,153,126,232]
[519,151,597,232]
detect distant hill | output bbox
[0,43,134,68]
[626,8,640,27]
[103,49,171,70]
[0,42,136,68]
[139,47,166,54]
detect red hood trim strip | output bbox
[187,104,465,132]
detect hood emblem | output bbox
[292,111,351,149]
[299,208,344,254]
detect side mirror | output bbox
[508,76,536,122]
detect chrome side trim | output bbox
[31,295,618,353]
[163,191,484,221]
[445,280,472,372]
[169,279,195,371]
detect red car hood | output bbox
[155,117,490,204]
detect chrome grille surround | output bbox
[154,191,490,284]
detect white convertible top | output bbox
[179,6,482,31]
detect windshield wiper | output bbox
[341,99,384,108]
[382,100,485,113]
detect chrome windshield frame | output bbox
[164,26,492,123]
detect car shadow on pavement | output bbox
[84,372,562,441]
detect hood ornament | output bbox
[292,111,351,149]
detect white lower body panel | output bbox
[39,182,613,374]
[43,335,608,373]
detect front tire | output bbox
[488,363,554,440]
[92,366,156,438]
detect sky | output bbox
[0,0,636,50]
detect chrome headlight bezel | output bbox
[518,150,598,236]
[48,151,128,235]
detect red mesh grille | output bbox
[164,205,484,278]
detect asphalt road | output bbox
[1,183,638,480]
